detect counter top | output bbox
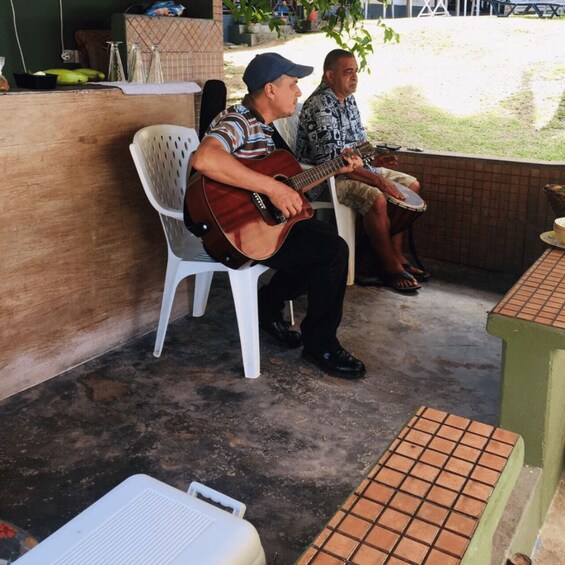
[0,83,115,95]
[491,247,565,330]
[1,81,201,96]
[96,81,201,95]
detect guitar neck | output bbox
[286,154,350,192]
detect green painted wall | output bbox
[0,1,201,84]
[487,313,565,534]
[1,1,130,81]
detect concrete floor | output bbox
[533,475,565,564]
[0,259,522,563]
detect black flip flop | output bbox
[403,262,431,282]
[382,271,421,293]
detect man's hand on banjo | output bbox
[375,176,406,201]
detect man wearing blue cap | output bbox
[190,52,366,379]
[297,49,429,293]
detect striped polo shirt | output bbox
[206,103,275,159]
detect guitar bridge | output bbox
[252,192,287,225]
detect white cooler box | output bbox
[17,474,266,565]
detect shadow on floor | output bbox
[0,259,518,563]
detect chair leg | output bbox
[286,300,295,327]
[228,268,263,379]
[336,209,356,286]
[192,271,214,317]
[330,179,356,286]
[154,255,182,358]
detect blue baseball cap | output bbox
[243,52,313,93]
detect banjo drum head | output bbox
[385,182,427,212]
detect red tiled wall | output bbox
[399,152,563,275]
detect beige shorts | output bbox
[336,168,417,216]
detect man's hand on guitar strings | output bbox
[338,150,363,175]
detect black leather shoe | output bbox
[302,347,366,379]
[260,320,302,349]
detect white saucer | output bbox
[540,231,565,250]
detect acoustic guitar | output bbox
[186,143,374,269]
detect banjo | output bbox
[373,143,427,234]
[384,181,427,235]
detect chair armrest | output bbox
[299,162,336,209]
[159,207,184,221]
[311,201,334,210]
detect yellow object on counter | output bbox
[43,69,89,85]
[74,68,106,81]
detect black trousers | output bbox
[258,217,349,354]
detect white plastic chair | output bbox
[129,124,269,379]
[273,106,357,285]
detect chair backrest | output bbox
[272,102,303,153]
[130,124,203,260]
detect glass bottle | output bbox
[107,41,126,82]
[0,57,9,92]
[127,42,145,83]
[146,44,164,83]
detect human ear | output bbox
[264,82,276,99]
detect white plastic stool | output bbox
[17,475,266,565]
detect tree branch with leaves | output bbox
[224,0,399,71]
[224,0,400,72]
[299,0,398,71]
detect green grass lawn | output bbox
[224,18,565,162]
[367,84,565,161]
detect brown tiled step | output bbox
[296,406,524,565]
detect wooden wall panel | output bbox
[1,88,196,399]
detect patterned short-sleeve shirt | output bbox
[206,103,275,158]
[296,82,379,201]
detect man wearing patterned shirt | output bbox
[296,49,429,293]
[190,53,366,379]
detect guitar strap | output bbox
[185,79,227,238]
[184,154,209,238]
[199,80,227,140]
[271,125,295,156]
[183,188,208,238]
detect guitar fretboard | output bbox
[283,154,349,192]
